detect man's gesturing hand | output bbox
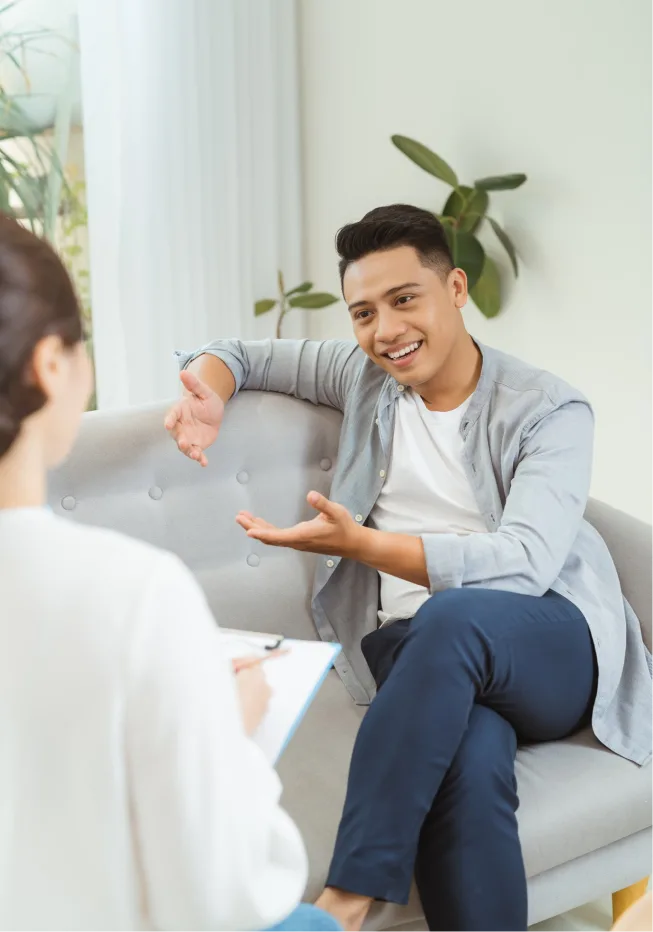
[164,370,224,467]
[236,491,364,558]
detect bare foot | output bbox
[315,887,373,931]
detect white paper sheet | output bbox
[220,629,341,763]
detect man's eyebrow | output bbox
[348,282,422,312]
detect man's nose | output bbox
[375,308,408,345]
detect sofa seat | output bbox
[279,669,651,930]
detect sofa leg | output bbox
[612,878,649,924]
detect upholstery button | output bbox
[326,559,335,568]
[148,486,163,500]
[236,470,249,484]
[379,469,386,478]
[320,458,332,471]
[247,554,260,567]
[61,495,76,511]
[355,514,363,522]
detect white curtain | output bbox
[78,0,303,409]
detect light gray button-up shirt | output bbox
[177,338,652,765]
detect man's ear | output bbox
[449,268,469,309]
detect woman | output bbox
[0,216,337,931]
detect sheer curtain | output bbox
[78,0,303,409]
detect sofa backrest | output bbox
[49,392,652,648]
[48,393,342,640]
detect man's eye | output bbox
[396,295,414,306]
[355,309,372,320]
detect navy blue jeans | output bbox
[326,588,597,932]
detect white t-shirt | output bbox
[0,508,307,931]
[370,390,487,623]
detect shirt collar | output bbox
[377,340,496,433]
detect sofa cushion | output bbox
[279,671,652,913]
[516,729,651,876]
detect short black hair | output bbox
[336,204,453,286]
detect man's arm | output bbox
[176,338,363,412]
[419,401,594,595]
[237,401,593,599]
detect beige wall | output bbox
[299,0,651,520]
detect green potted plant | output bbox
[255,270,339,339]
[392,134,527,318]
[0,6,77,238]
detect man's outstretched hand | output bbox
[164,370,224,467]
[236,491,364,558]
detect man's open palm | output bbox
[164,370,224,467]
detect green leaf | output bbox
[391,135,458,188]
[488,218,519,277]
[470,256,501,318]
[474,173,527,192]
[254,298,277,317]
[289,292,339,309]
[442,185,489,233]
[448,230,485,290]
[0,181,10,213]
[285,281,313,297]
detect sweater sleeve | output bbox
[124,554,307,931]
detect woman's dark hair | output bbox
[0,213,83,457]
[336,204,454,286]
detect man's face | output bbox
[343,245,468,389]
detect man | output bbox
[166,205,651,931]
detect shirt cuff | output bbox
[173,344,246,393]
[421,533,466,591]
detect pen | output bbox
[232,648,289,673]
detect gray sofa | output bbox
[49,392,652,931]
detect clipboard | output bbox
[221,628,342,763]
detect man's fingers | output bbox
[307,490,337,517]
[246,527,287,546]
[180,369,212,401]
[164,405,180,431]
[187,444,208,466]
[236,512,276,531]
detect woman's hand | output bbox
[236,491,364,558]
[164,370,224,467]
[234,663,272,736]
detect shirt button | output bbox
[375,418,379,426]
[355,514,363,522]
[397,385,405,392]
[326,559,335,568]
[379,469,386,478]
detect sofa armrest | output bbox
[584,499,652,651]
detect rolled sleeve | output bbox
[421,400,594,596]
[174,342,250,394]
[174,338,364,412]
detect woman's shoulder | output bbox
[42,511,192,592]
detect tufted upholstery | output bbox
[49,392,652,929]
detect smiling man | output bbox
[167,205,651,932]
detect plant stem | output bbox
[276,272,287,339]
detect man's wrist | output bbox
[344,524,378,562]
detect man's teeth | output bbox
[388,341,421,360]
